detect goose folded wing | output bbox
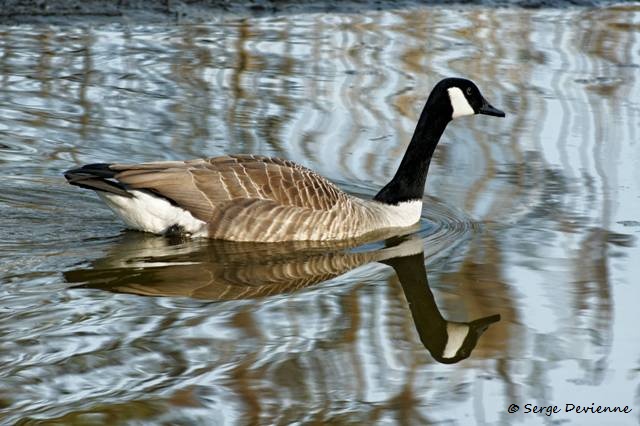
[109,155,347,222]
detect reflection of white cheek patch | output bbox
[443,323,470,359]
[448,87,475,118]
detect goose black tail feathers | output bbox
[64,163,132,198]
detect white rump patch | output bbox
[447,87,475,119]
[379,200,423,228]
[98,190,208,237]
[443,322,471,359]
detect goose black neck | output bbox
[374,105,451,205]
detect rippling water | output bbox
[1,3,640,425]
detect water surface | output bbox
[1,4,640,425]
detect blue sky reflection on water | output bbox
[0,3,639,425]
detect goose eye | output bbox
[466,87,472,96]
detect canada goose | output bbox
[64,78,505,242]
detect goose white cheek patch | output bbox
[447,87,475,119]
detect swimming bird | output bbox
[64,77,505,242]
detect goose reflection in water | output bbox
[65,233,500,364]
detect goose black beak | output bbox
[478,100,505,117]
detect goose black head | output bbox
[373,77,505,205]
[429,77,506,120]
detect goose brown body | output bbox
[73,154,420,242]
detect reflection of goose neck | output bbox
[383,252,500,364]
[383,252,448,351]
